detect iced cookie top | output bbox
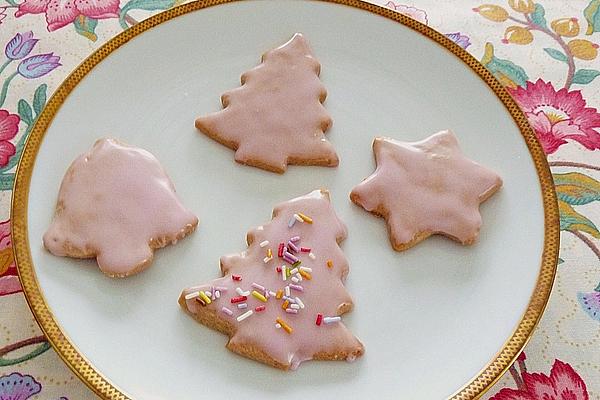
[195,33,338,173]
[351,130,502,250]
[43,138,198,277]
[181,190,363,370]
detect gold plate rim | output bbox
[11,0,560,399]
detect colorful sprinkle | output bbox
[300,247,311,252]
[327,260,333,269]
[288,241,299,253]
[284,252,298,263]
[237,310,253,322]
[286,308,299,314]
[316,313,323,326]
[283,253,297,264]
[255,305,266,312]
[309,252,316,260]
[283,254,294,264]
[299,267,312,273]
[267,248,273,258]
[221,307,233,316]
[238,303,248,309]
[282,300,290,310]
[184,291,200,300]
[275,323,282,329]
[296,273,303,282]
[299,270,312,280]
[323,316,341,324]
[263,256,272,263]
[205,290,212,297]
[290,236,300,242]
[281,266,287,281]
[290,267,299,275]
[285,286,291,297]
[259,240,269,248]
[278,243,285,257]
[289,284,303,292]
[288,217,296,228]
[276,318,292,334]
[216,286,228,291]
[269,290,277,297]
[252,290,268,302]
[294,213,303,223]
[297,213,313,224]
[252,283,265,291]
[215,290,221,299]
[290,304,300,310]
[232,275,242,281]
[291,276,299,283]
[236,287,250,296]
[230,296,247,304]
[195,297,206,306]
[276,289,283,299]
[295,297,305,309]
[198,291,212,305]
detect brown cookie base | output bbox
[349,191,489,251]
[50,221,198,278]
[178,294,364,370]
[196,119,339,174]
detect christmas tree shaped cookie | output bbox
[180,190,363,370]
[195,33,338,173]
[350,130,502,251]
[43,138,198,277]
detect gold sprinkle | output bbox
[299,270,312,280]
[276,318,293,334]
[297,213,313,224]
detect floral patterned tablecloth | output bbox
[0,0,599,398]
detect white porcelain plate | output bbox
[14,1,558,399]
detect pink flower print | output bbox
[45,0,80,31]
[509,79,600,154]
[0,219,19,296]
[14,0,49,18]
[492,360,589,400]
[383,1,428,25]
[15,0,119,32]
[0,110,19,167]
[75,0,120,19]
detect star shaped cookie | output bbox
[350,130,502,251]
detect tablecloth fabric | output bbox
[0,0,598,398]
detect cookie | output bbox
[350,130,502,251]
[195,33,338,173]
[180,190,364,370]
[43,138,198,277]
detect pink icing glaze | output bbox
[181,190,363,369]
[350,130,502,248]
[43,138,198,277]
[195,33,338,173]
